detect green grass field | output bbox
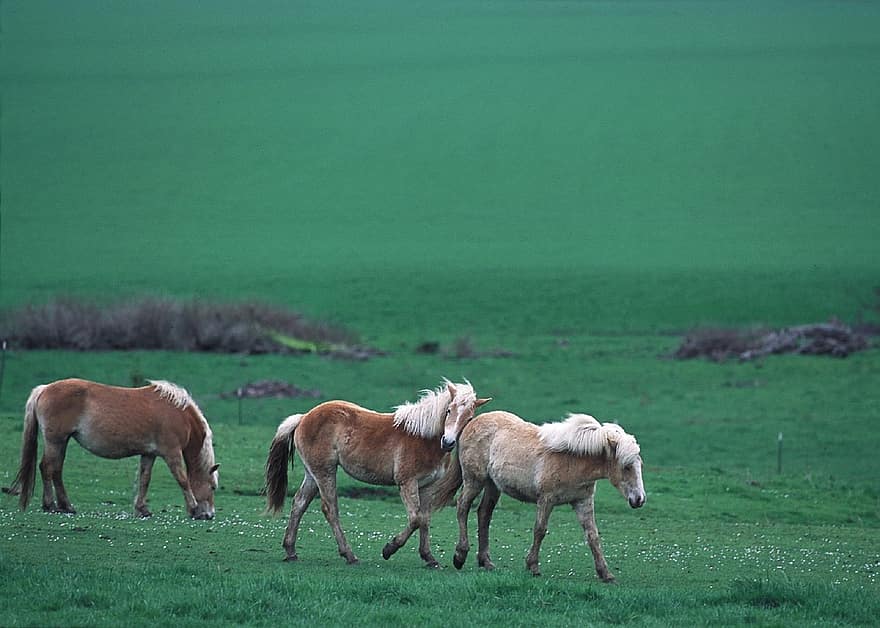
[2,1,879,626]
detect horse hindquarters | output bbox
[8,385,45,510]
[264,414,303,514]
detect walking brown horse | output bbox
[5,378,219,519]
[434,410,645,582]
[265,380,491,567]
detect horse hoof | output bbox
[136,509,152,518]
[453,555,466,570]
[381,543,396,560]
[424,560,440,569]
[283,554,299,562]
[346,557,360,565]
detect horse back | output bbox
[38,378,194,459]
[295,400,444,485]
[460,410,600,504]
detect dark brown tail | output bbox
[427,449,463,512]
[264,413,303,514]
[7,385,46,510]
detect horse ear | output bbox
[210,464,220,474]
[476,397,492,408]
[447,381,457,397]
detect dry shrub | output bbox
[1,297,359,354]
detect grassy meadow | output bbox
[2,1,879,626]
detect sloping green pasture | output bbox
[2,1,879,626]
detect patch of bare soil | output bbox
[221,380,322,399]
[674,321,871,362]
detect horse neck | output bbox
[181,405,209,470]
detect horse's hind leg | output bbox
[476,481,501,570]
[282,471,319,562]
[573,486,615,583]
[313,471,358,564]
[41,438,75,513]
[525,497,554,576]
[134,454,156,517]
[453,478,485,570]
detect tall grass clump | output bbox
[0,297,359,354]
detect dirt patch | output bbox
[674,321,871,362]
[416,336,515,359]
[220,380,322,400]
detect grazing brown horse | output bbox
[6,378,219,519]
[265,380,491,567]
[434,410,645,582]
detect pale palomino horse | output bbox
[434,410,645,582]
[265,380,491,567]
[6,378,219,519]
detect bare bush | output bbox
[0,297,361,355]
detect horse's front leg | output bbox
[134,454,156,517]
[383,478,432,565]
[163,450,198,518]
[416,485,440,568]
[525,498,554,576]
[453,478,484,569]
[573,486,615,583]
[476,481,501,570]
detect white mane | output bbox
[538,413,640,465]
[150,380,216,473]
[149,380,192,409]
[392,379,476,438]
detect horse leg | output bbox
[312,471,358,564]
[42,438,75,513]
[415,486,440,568]
[453,478,484,569]
[282,471,319,562]
[134,454,156,517]
[476,481,501,570]
[382,479,422,563]
[573,486,615,583]
[525,498,554,576]
[38,443,59,512]
[163,450,198,517]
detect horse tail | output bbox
[264,413,304,514]
[7,385,46,510]
[427,449,463,512]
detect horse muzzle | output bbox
[628,494,646,509]
[192,506,215,520]
[440,436,456,452]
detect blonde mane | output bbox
[392,380,476,438]
[538,413,640,465]
[149,380,216,473]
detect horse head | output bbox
[440,381,492,452]
[189,463,219,520]
[606,434,646,509]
